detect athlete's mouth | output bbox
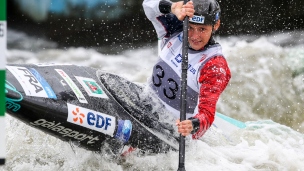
[191,39,201,44]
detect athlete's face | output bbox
[188,20,220,50]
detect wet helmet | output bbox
[189,0,221,25]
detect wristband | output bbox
[189,117,200,134]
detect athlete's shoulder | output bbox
[203,56,231,79]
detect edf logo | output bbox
[190,15,205,24]
[67,103,116,136]
[87,112,112,130]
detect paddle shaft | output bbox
[178,0,189,170]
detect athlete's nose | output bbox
[189,29,200,40]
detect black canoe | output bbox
[5,64,179,154]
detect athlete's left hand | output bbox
[171,1,194,21]
[176,119,193,136]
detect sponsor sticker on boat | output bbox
[55,69,87,103]
[6,66,57,99]
[29,119,100,144]
[67,103,116,136]
[75,76,108,98]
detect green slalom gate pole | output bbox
[0,0,6,165]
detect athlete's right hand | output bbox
[171,1,195,21]
[176,119,193,136]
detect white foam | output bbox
[2,30,304,170]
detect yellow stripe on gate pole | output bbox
[0,0,6,165]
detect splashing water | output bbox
[1,29,304,170]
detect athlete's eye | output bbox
[199,28,206,32]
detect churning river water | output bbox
[1,29,304,170]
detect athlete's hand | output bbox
[171,1,194,21]
[176,119,193,136]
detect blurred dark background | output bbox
[7,0,304,48]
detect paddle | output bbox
[177,0,189,170]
